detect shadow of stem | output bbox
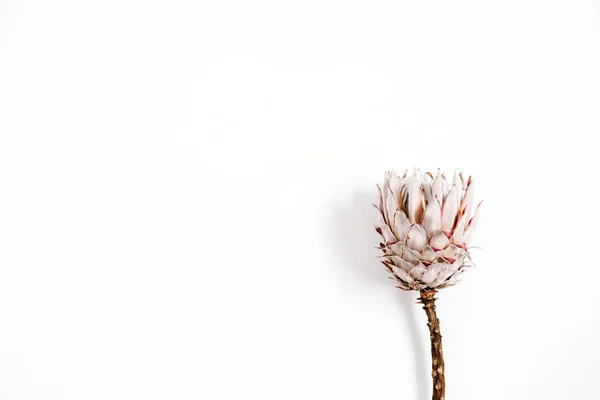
[396,292,429,400]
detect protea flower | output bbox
[374,168,481,400]
[375,169,481,291]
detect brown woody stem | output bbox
[418,290,445,400]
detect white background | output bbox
[0,1,599,399]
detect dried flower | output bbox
[374,168,482,400]
[375,169,481,291]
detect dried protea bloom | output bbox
[375,169,481,291]
[374,168,481,400]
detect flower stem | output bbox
[418,290,445,400]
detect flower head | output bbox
[375,169,481,290]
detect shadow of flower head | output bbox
[327,189,388,287]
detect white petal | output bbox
[409,262,427,280]
[423,182,435,205]
[453,255,469,269]
[381,173,394,222]
[463,201,482,243]
[383,171,393,189]
[389,244,421,263]
[453,170,463,190]
[422,200,441,236]
[393,211,411,242]
[384,255,402,265]
[398,257,415,272]
[441,186,459,230]
[443,244,464,260]
[384,189,399,225]
[429,260,450,277]
[406,177,423,223]
[384,255,413,272]
[422,246,438,262]
[423,172,435,204]
[434,259,451,271]
[391,264,413,283]
[376,207,386,226]
[451,213,469,242]
[443,274,461,287]
[407,224,427,252]
[445,271,461,285]
[422,173,433,201]
[412,167,423,182]
[440,175,450,197]
[429,231,450,250]
[376,225,396,244]
[381,174,390,213]
[459,172,467,189]
[430,261,455,287]
[431,170,444,203]
[402,246,422,264]
[388,172,404,203]
[460,180,475,217]
[387,241,402,256]
[420,268,438,284]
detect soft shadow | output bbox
[396,292,429,400]
[328,190,386,286]
[328,189,429,400]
